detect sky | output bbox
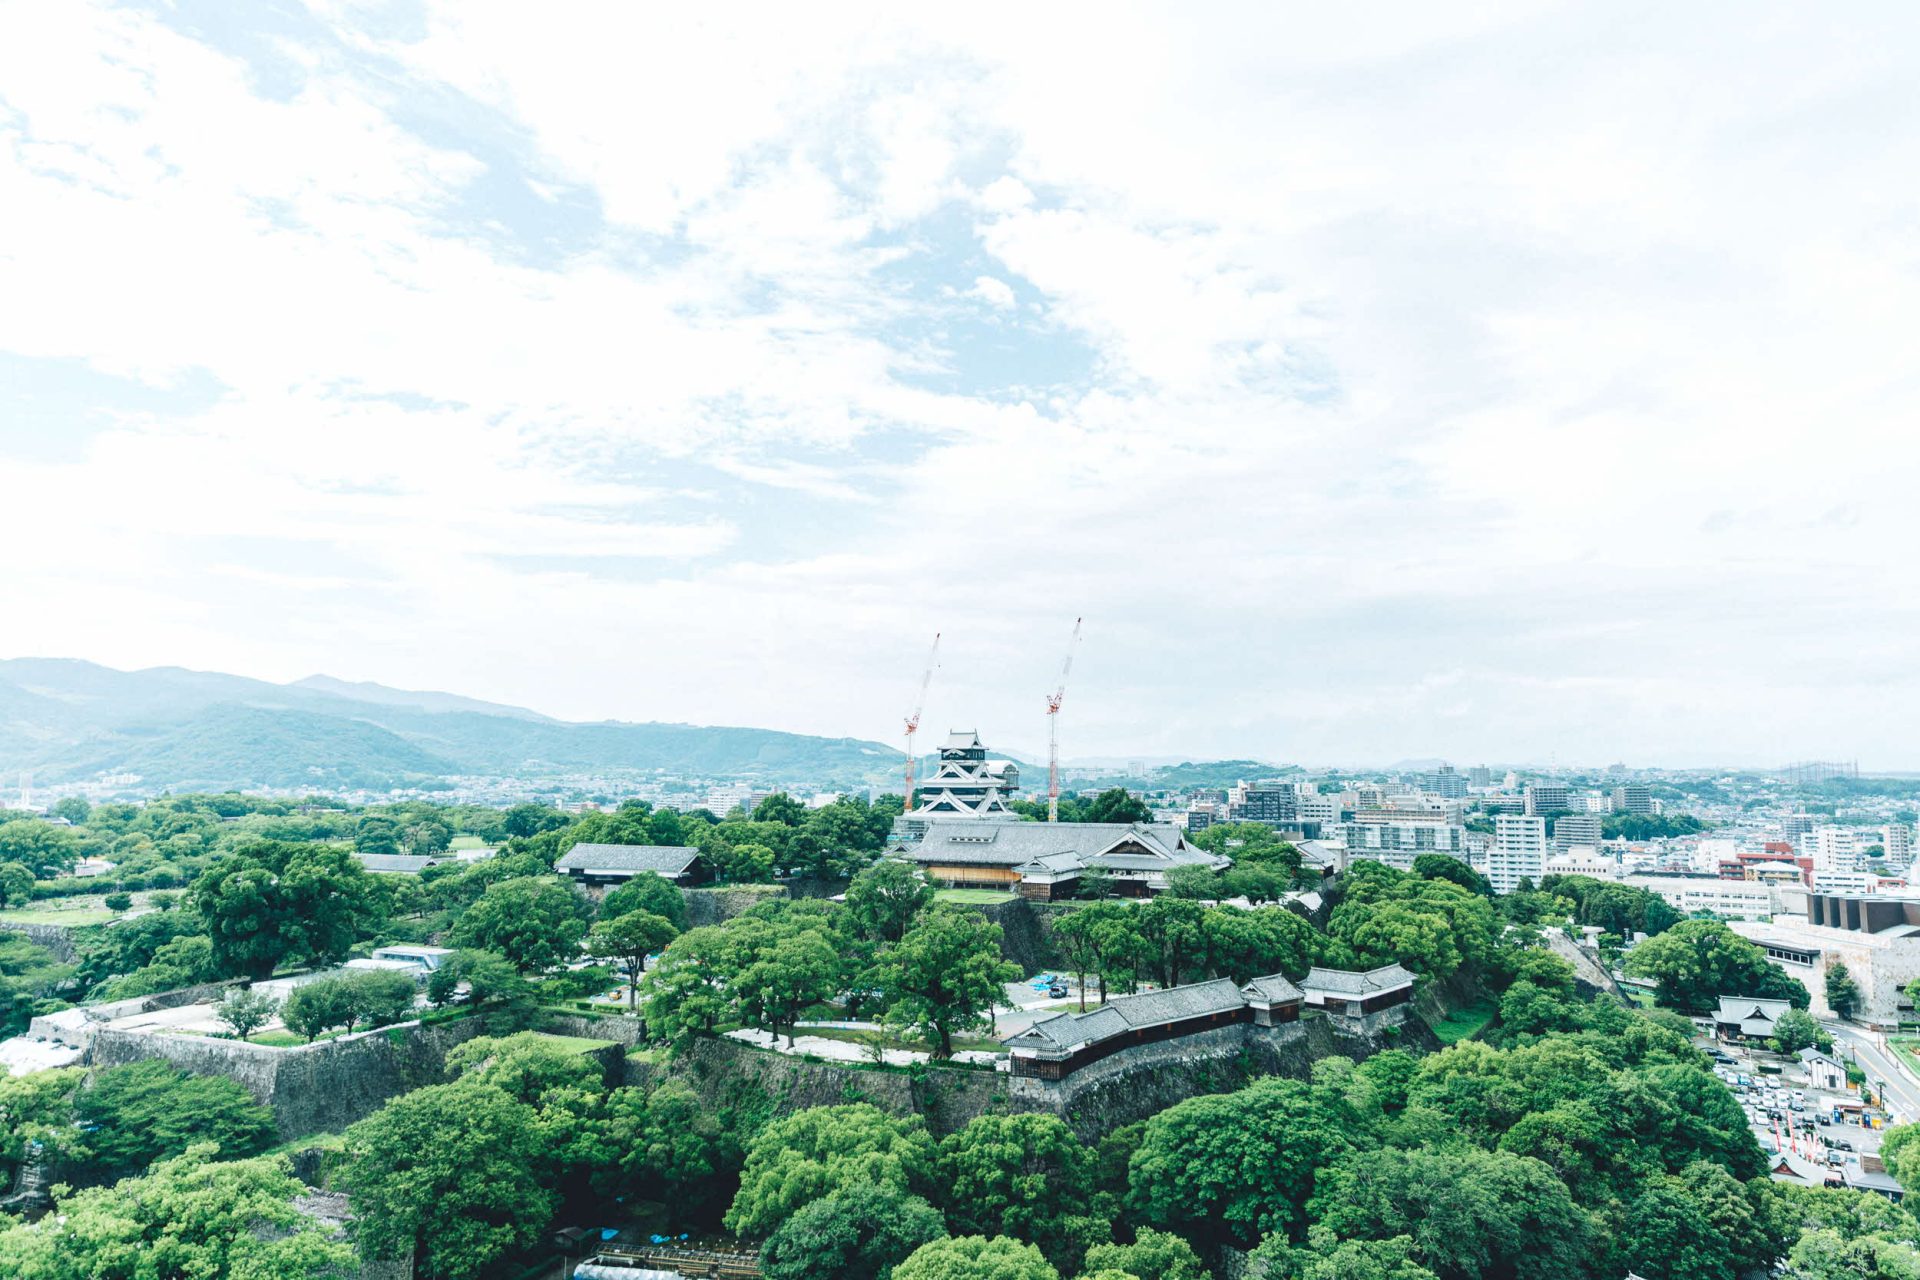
[3,2,1920,770]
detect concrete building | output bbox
[1423,766,1469,799]
[1613,783,1653,815]
[1469,766,1492,789]
[1333,809,1467,870]
[1622,874,1795,921]
[1803,826,1867,874]
[1728,894,1920,1029]
[1227,781,1299,828]
[1525,783,1572,816]
[1885,825,1915,869]
[1552,814,1603,850]
[1488,815,1547,893]
[1543,848,1620,879]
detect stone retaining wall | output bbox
[682,884,790,929]
[542,1011,648,1048]
[670,1033,1006,1137]
[89,1016,489,1139]
[0,921,81,963]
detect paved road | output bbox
[1826,1021,1920,1124]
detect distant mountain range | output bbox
[0,658,899,793]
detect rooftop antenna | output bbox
[1047,618,1083,822]
[902,633,941,812]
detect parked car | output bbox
[1047,983,1068,999]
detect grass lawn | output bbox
[449,836,489,850]
[0,906,117,926]
[1890,1038,1920,1077]
[934,888,1019,904]
[247,1030,309,1048]
[1432,999,1498,1045]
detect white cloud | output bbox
[4,1,1920,766]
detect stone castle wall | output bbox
[0,921,81,963]
[682,884,791,928]
[89,1016,489,1139]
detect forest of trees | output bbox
[0,795,1904,1279]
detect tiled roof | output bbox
[1301,963,1417,995]
[353,853,443,874]
[1240,974,1305,1004]
[555,843,701,876]
[1005,977,1249,1051]
[1714,996,1790,1023]
[906,819,1220,870]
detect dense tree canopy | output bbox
[1623,920,1810,1013]
[449,875,589,972]
[726,1103,938,1238]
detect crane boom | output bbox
[903,632,941,812]
[1046,618,1083,822]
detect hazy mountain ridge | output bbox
[0,658,898,791]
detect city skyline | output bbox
[6,4,1920,766]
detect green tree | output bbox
[1135,896,1207,989]
[878,905,1020,1058]
[725,1103,937,1238]
[1254,1230,1441,1280]
[0,1145,354,1280]
[1411,854,1491,896]
[1622,920,1810,1013]
[1307,1146,1595,1280]
[340,1078,556,1280]
[1161,865,1221,900]
[70,1061,276,1182]
[1829,962,1862,1019]
[760,1182,948,1280]
[356,814,404,857]
[1770,1007,1830,1055]
[1080,1229,1207,1280]
[214,986,281,1041]
[893,1236,1059,1280]
[103,890,133,912]
[733,920,843,1046]
[449,875,588,972]
[1618,1160,1793,1280]
[1128,1073,1365,1248]
[191,841,377,979]
[846,859,936,943]
[588,909,679,1009]
[503,803,568,840]
[939,1113,1102,1268]
[754,793,808,826]
[0,818,77,877]
[51,796,91,825]
[1084,788,1153,825]
[0,861,36,907]
[602,1079,738,1223]
[282,977,350,1041]
[639,925,735,1038]
[599,871,689,930]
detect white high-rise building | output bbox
[1489,815,1548,894]
[1803,825,1865,874]
[1882,824,1914,869]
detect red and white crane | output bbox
[1046,617,1083,823]
[902,632,941,812]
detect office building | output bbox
[1469,766,1492,789]
[1227,782,1299,828]
[1524,784,1572,816]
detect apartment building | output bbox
[1488,815,1547,894]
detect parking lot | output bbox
[1700,1031,1890,1182]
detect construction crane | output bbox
[902,633,941,812]
[1046,618,1083,823]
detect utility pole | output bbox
[1046,618,1083,823]
[902,633,941,812]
